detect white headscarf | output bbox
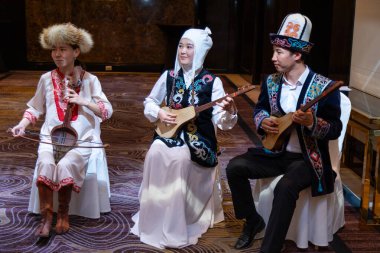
[173,27,213,80]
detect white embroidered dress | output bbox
[131,70,237,249]
[24,69,112,192]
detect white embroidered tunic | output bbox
[24,69,112,192]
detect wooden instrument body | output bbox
[50,125,78,147]
[155,106,196,138]
[154,85,255,138]
[50,103,78,161]
[260,80,344,151]
[261,113,294,151]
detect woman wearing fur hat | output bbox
[10,23,113,237]
[226,14,342,252]
[131,27,237,249]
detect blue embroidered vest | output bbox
[154,69,218,167]
[269,72,334,195]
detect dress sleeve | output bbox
[143,71,168,123]
[211,77,237,130]
[23,76,46,125]
[91,76,113,121]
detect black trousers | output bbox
[226,148,313,253]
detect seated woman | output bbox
[10,23,113,237]
[131,27,237,249]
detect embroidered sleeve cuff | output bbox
[254,110,270,133]
[23,111,37,125]
[97,101,109,121]
[312,117,330,138]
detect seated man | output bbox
[226,13,342,253]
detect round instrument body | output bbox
[50,125,78,147]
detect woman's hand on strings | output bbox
[9,118,30,137]
[158,109,177,125]
[216,97,237,114]
[64,88,88,106]
[10,125,26,137]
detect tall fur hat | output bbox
[39,23,93,53]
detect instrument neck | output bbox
[63,103,74,127]
[300,81,343,112]
[194,85,254,113]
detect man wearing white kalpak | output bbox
[226,13,342,252]
[131,27,237,249]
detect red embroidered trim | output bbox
[23,111,37,125]
[97,101,108,120]
[51,69,80,122]
[37,175,81,193]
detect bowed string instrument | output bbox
[8,67,109,162]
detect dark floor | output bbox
[0,71,379,252]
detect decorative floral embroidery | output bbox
[171,76,186,107]
[160,137,184,146]
[267,74,282,117]
[301,74,332,183]
[270,37,312,54]
[304,135,323,177]
[37,175,81,193]
[288,38,309,51]
[51,69,80,122]
[97,101,108,121]
[271,37,291,48]
[284,22,300,38]
[254,110,270,131]
[186,121,217,167]
[23,111,37,125]
[157,69,217,167]
[314,118,330,138]
[202,74,213,84]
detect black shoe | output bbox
[234,216,265,250]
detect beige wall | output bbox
[350,0,380,97]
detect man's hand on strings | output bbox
[293,108,313,127]
[158,109,177,125]
[261,117,279,134]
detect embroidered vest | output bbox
[154,69,218,167]
[265,72,333,193]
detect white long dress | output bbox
[24,69,113,192]
[131,70,237,249]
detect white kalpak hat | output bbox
[173,27,213,79]
[270,13,314,54]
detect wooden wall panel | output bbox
[25,0,195,69]
[196,0,238,72]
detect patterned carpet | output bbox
[0,71,379,253]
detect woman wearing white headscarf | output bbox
[131,27,237,249]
